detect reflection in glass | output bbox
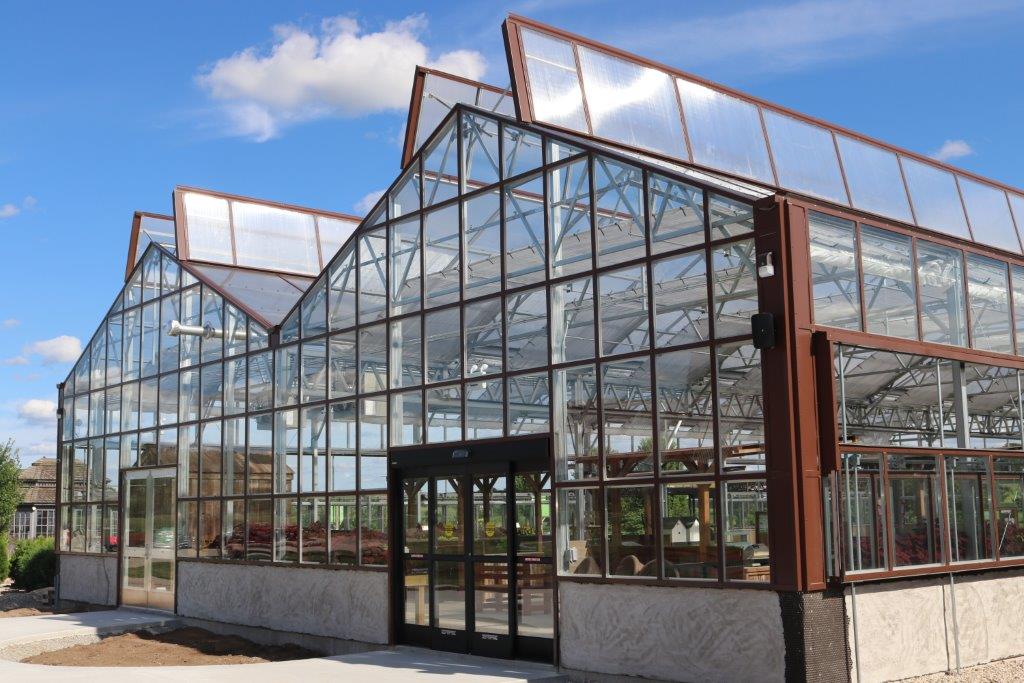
[557,487,602,575]
[966,254,1013,354]
[433,561,466,630]
[724,480,771,582]
[809,212,860,330]
[404,558,430,626]
[474,563,509,635]
[917,241,967,347]
[888,455,942,567]
[607,486,656,576]
[663,481,718,579]
[839,453,886,572]
[945,456,993,563]
[553,365,598,481]
[861,226,917,339]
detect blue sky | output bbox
[1,0,1023,460]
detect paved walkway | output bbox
[0,609,563,682]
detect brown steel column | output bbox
[755,195,826,592]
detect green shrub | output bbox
[10,537,55,591]
[0,533,9,582]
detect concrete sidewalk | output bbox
[0,609,563,682]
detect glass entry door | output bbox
[395,450,554,662]
[122,468,176,611]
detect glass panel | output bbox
[200,288,223,363]
[179,287,201,367]
[200,362,223,419]
[994,458,1024,558]
[599,265,649,356]
[423,204,461,308]
[505,174,546,288]
[503,125,542,179]
[548,158,592,278]
[329,495,358,565]
[578,45,685,157]
[301,340,327,403]
[516,562,553,638]
[390,390,423,447]
[763,110,847,204]
[902,157,970,238]
[594,157,645,267]
[360,493,388,565]
[222,417,245,496]
[967,254,1012,354]
[359,397,388,490]
[474,563,509,635]
[140,378,158,430]
[159,295,179,373]
[300,497,327,564]
[329,247,357,331]
[329,401,357,491]
[464,297,503,377]
[652,252,708,346]
[358,229,387,324]
[329,333,357,398]
[712,239,757,338]
[404,558,430,626]
[391,163,421,219]
[960,178,1019,253]
[461,112,500,190]
[246,498,273,561]
[248,351,272,412]
[551,276,596,363]
[809,211,861,330]
[717,343,765,472]
[222,499,244,560]
[606,485,656,577]
[888,455,943,567]
[300,277,327,338]
[945,456,993,562]
[426,385,462,443]
[473,476,508,555]
[663,481,718,579]
[553,364,598,481]
[602,357,653,478]
[836,135,913,224]
[520,28,587,132]
[198,498,220,558]
[507,371,550,436]
[463,190,502,298]
[177,500,197,557]
[274,409,298,494]
[224,356,246,415]
[224,304,247,358]
[403,478,429,553]
[422,119,459,207]
[839,453,886,572]
[358,323,387,393]
[390,217,422,316]
[183,192,233,263]
[917,241,967,346]
[506,287,548,371]
[390,317,422,389]
[274,497,298,562]
[649,174,704,253]
[425,308,461,383]
[964,363,1021,450]
[657,347,714,475]
[433,561,466,630]
[105,315,122,386]
[300,406,327,493]
[140,302,159,377]
[676,78,773,183]
[515,472,552,556]
[862,225,917,339]
[557,487,602,575]
[465,379,503,441]
[724,480,771,582]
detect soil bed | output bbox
[23,627,319,666]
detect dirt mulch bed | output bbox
[898,656,1024,682]
[23,627,319,667]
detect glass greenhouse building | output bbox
[55,15,1024,683]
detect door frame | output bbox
[120,466,176,612]
[388,436,554,662]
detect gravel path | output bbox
[899,657,1024,682]
[0,580,52,617]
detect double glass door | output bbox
[397,459,554,661]
[122,468,176,611]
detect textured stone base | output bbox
[56,554,118,606]
[176,561,389,644]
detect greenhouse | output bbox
[54,15,1024,683]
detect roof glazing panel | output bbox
[505,16,1024,255]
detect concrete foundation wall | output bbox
[176,561,388,644]
[847,568,1024,682]
[57,554,117,606]
[557,581,786,682]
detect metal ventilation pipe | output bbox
[167,320,248,342]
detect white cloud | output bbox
[17,399,56,424]
[616,0,1020,75]
[1,356,29,367]
[24,335,82,365]
[0,195,37,220]
[930,139,974,162]
[25,442,54,456]
[197,14,487,141]
[354,190,385,215]
[1,318,19,328]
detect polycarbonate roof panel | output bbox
[410,71,514,159]
[834,135,913,224]
[177,189,359,277]
[900,157,969,239]
[520,28,588,133]
[506,17,1024,255]
[576,45,686,159]
[960,177,1021,253]
[763,110,848,205]
[130,214,177,273]
[187,262,310,327]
